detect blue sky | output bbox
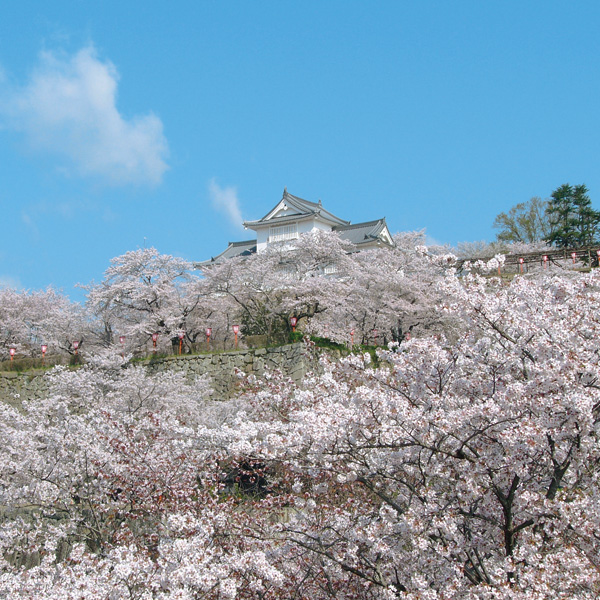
[1,1,600,300]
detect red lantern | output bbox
[178,331,185,355]
[152,333,158,351]
[9,347,15,361]
[290,317,297,332]
[41,344,47,366]
[543,255,548,269]
[232,325,240,349]
[571,252,577,263]
[73,340,79,355]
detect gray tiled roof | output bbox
[199,191,393,267]
[195,240,257,266]
[243,189,350,228]
[334,219,392,246]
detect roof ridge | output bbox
[228,239,257,246]
[286,197,319,213]
[334,218,385,230]
[283,189,317,206]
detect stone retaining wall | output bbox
[146,342,316,399]
[0,343,317,405]
[0,370,51,409]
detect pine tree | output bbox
[546,183,600,247]
[547,183,575,247]
[572,184,600,247]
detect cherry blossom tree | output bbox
[0,355,288,598]
[0,287,86,361]
[200,230,457,348]
[200,231,355,344]
[226,268,600,598]
[300,231,457,346]
[85,248,213,354]
[2,243,600,598]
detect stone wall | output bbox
[147,342,317,399]
[0,342,318,406]
[0,370,51,409]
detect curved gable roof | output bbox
[243,188,350,229]
[334,218,394,247]
[195,239,257,267]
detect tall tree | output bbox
[572,184,600,247]
[547,183,600,247]
[85,248,207,353]
[493,196,550,243]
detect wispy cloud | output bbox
[0,46,168,186]
[21,211,40,239]
[21,197,116,237]
[425,233,448,248]
[208,179,245,230]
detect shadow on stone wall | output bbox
[0,342,319,407]
[146,342,318,400]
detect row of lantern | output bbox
[8,319,304,363]
[6,327,238,363]
[8,342,75,364]
[7,321,395,363]
[516,249,600,274]
[9,346,47,360]
[118,326,242,356]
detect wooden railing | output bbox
[456,246,600,272]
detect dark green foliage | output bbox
[547,183,600,248]
[0,354,67,372]
[307,335,347,351]
[240,303,290,345]
[572,185,600,247]
[288,331,304,344]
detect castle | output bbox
[202,188,394,265]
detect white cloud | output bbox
[208,179,245,230]
[1,46,168,186]
[425,233,448,248]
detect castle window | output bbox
[269,223,298,243]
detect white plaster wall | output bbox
[297,220,316,235]
[310,220,333,233]
[256,228,269,253]
[255,218,334,253]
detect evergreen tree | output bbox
[547,183,575,247]
[572,184,600,247]
[546,183,600,247]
